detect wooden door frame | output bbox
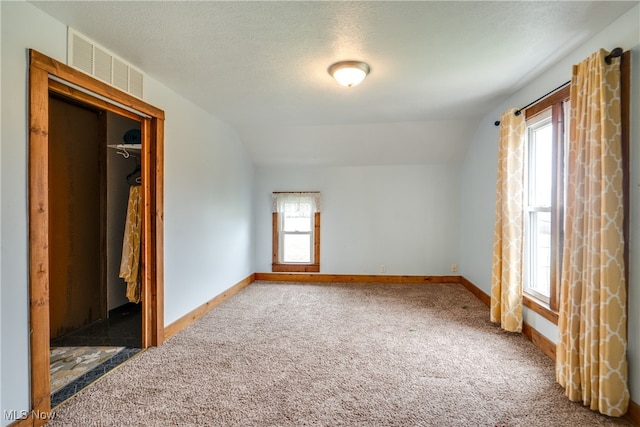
[28,50,164,423]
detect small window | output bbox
[272,192,320,272]
[281,200,313,263]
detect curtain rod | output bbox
[272,191,320,194]
[493,47,623,126]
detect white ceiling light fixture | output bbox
[328,61,370,88]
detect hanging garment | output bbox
[119,186,142,303]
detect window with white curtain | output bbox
[272,192,321,272]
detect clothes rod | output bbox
[494,47,623,126]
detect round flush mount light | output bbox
[328,61,370,88]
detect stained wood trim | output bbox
[524,85,570,120]
[255,273,460,284]
[460,276,490,307]
[164,274,255,340]
[30,50,164,119]
[522,322,556,361]
[272,212,279,265]
[48,79,140,122]
[626,399,640,426]
[314,212,321,266]
[548,100,564,313]
[28,63,51,427]
[28,50,165,419]
[523,86,569,313]
[152,117,165,345]
[272,264,320,273]
[461,276,557,361]
[141,118,154,348]
[523,294,559,325]
[272,212,321,273]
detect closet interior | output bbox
[48,93,144,406]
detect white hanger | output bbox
[116,147,131,159]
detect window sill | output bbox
[523,294,558,325]
[272,263,319,273]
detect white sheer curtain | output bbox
[272,192,321,213]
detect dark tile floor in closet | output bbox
[51,302,142,348]
[51,303,142,407]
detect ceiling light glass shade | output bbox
[328,61,370,87]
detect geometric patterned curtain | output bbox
[556,49,628,417]
[490,108,526,333]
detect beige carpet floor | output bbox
[48,281,631,426]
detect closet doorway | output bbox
[48,94,145,405]
[28,50,165,421]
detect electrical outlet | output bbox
[380,264,386,273]
[451,263,458,273]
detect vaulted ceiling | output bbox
[30,1,637,166]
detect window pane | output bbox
[525,115,553,301]
[528,211,551,298]
[529,123,552,207]
[283,202,311,232]
[283,234,311,263]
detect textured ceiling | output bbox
[29,1,637,166]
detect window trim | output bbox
[523,294,559,325]
[272,211,320,273]
[523,110,553,305]
[523,85,569,316]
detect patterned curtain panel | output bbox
[556,49,628,416]
[490,108,525,333]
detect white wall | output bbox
[255,164,461,276]
[460,4,640,404]
[628,21,640,408]
[0,0,3,418]
[1,2,67,421]
[0,2,254,423]
[143,78,254,326]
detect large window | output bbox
[523,86,569,312]
[272,192,320,272]
[524,110,553,302]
